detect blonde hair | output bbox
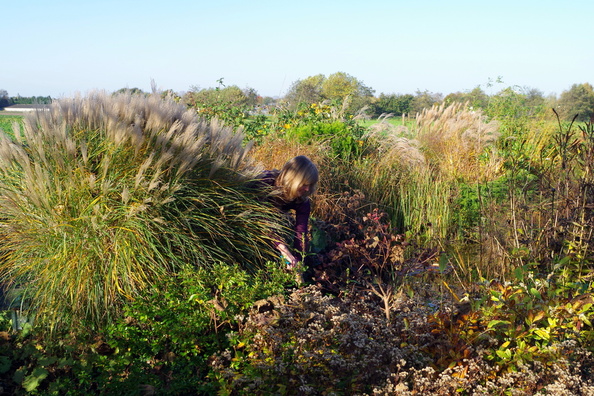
[276,155,319,201]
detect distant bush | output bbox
[286,120,364,160]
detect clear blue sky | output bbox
[3,0,592,99]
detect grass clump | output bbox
[0,91,281,332]
[415,101,501,183]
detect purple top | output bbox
[258,170,310,254]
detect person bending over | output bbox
[257,155,319,268]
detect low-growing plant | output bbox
[0,261,295,394]
[211,285,433,395]
[210,274,594,395]
[428,262,594,377]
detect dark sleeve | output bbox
[293,199,311,254]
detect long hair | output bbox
[275,156,319,202]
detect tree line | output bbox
[4,73,594,122]
[181,74,594,123]
[0,90,52,108]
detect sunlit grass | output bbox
[415,101,502,183]
[0,91,282,331]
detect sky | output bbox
[2,0,593,99]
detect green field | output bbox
[3,112,409,135]
[358,115,411,128]
[0,114,23,136]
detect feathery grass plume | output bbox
[364,120,425,169]
[332,112,460,241]
[332,119,422,232]
[0,91,282,332]
[415,101,502,182]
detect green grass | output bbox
[0,114,23,138]
[358,116,413,129]
[0,93,283,332]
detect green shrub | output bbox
[0,261,294,395]
[430,265,594,376]
[0,91,283,332]
[451,170,536,241]
[285,120,364,160]
[266,101,366,161]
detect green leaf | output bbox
[534,329,550,341]
[487,319,511,329]
[529,288,542,299]
[438,253,448,273]
[22,367,49,392]
[13,367,26,384]
[37,356,57,367]
[496,349,512,360]
[513,266,526,281]
[533,310,546,323]
[0,356,11,374]
[556,256,571,266]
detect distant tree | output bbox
[556,83,594,122]
[411,90,443,115]
[160,89,182,102]
[9,95,52,105]
[322,72,374,113]
[0,90,8,108]
[488,87,526,119]
[284,74,325,108]
[35,96,53,104]
[183,85,258,110]
[242,86,260,107]
[466,87,490,109]
[444,86,489,109]
[284,72,374,114]
[182,83,261,129]
[524,87,545,108]
[443,92,465,106]
[485,86,549,137]
[321,72,361,101]
[114,87,146,96]
[488,86,548,122]
[260,96,277,106]
[370,93,414,117]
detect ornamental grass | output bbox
[415,101,502,183]
[0,91,282,332]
